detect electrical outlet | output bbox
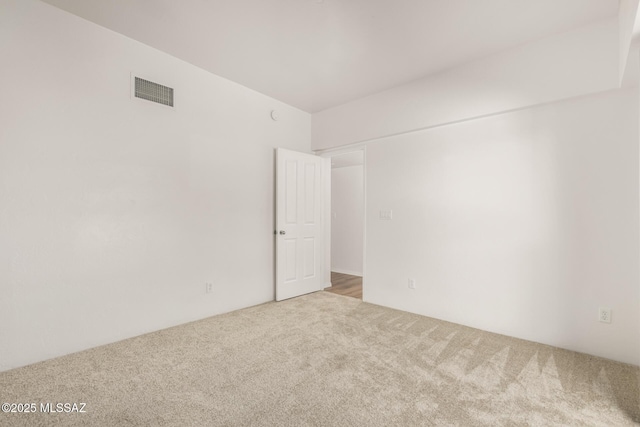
[205,283,213,294]
[598,307,611,323]
[408,278,416,289]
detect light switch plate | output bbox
[379,210,393,220]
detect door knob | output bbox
[279,230,286,235]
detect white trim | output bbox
[362,146,367,301]
[322,156,332,291]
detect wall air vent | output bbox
[134,76,174,107]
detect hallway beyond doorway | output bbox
[325,272,362,299]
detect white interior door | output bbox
[276,148,325,301]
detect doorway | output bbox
[324,150,365,300]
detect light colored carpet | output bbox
[1,291,639,426]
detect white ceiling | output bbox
[41,0,618,113]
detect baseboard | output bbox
[330,268,363,277]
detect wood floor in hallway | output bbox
[325,271,362,299]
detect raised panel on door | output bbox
[284,238,297,283]
[303,237,316,279]
[304,162,316,225]
[285,160,298,225]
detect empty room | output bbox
[1,0,640,425]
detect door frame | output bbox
[316,146,367,300]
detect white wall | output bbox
[0,0,311,372]
[364,88,640,365]
[331,166,364,276]
[312,19,618,151]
